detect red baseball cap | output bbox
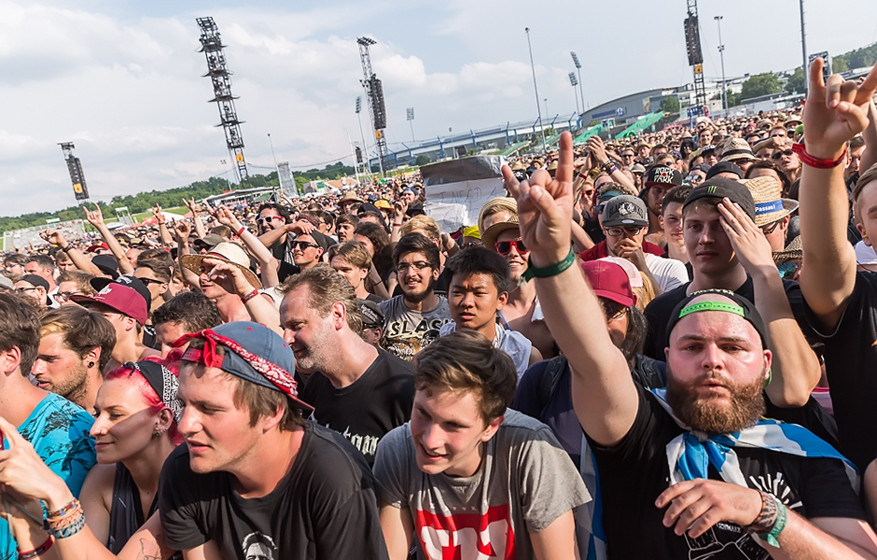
[71,283,148,325]
[581,260,635,308]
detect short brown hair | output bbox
[400,215,441,242]
[40,306,117,370]
[281,265,362,332]
[0,292,41,375]
[854,162,877,215]
[327,241,372,270]
[57,270,96,295]
[413,329,516,424]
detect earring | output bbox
[863,233,869,240]
[152,428,163,438]
[87,361,95,369]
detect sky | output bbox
[0,0,875,216]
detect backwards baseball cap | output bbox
[177,322,312,412]
[601,195,648,227]
[71,279,149,326]
[19,274,49,291]
[644,166,683,189]
[683,178,756,221]
[665,289,767,349]
[357,298,385,329]
[90,275,152,311]
[581,260,636,308]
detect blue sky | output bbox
[0,0,874,216]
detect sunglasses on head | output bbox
[495,239,529,255]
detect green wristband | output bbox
[758,495,787,548]
[522,248,576,282]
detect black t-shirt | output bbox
[589,386,866,560]
[300,350,414,465]
[643,276,806,360]
[159,423,389,559]
[804,271,877,470]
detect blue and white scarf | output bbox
[650,388,859,489]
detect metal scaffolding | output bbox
[197,17,249,185]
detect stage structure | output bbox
[197,16,249,185]
[684,0,707,112]
[59,142,89,201]
[357,36,387,175]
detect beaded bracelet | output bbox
[791,141,846,169]
[18,536,53,559]
[522,248,576,282]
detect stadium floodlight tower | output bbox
[197,16,249,186]
[683,0,707,113]
[357,36,387,176]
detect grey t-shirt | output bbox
[378,295,453,361]
[374,409,588,559]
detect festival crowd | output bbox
[0,59,876,559]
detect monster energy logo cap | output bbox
[682,177,756,221]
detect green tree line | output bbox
[0,161,357,233]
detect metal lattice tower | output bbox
[684,0,707,112]
[357,37,387,175]
[197,17,249,185]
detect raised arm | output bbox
[214,207,280,288]
[183,199,207,240]
[717,199,820,406]
[502,132,637,446]
[799,59,877,330]
[171,220,201,289]
[152,205,174,247]
[83,205,134,275]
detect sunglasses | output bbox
[291,240,318,250]
[760,220,782,235]
[772,149,794,160]
[138,277,166,286]
[495,239,529,255]
[258,215,284,224]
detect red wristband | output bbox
[791,142,847,169]
[19,536,53,559]
[236,226,246,237]
[241,289,260,303]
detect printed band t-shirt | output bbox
[378,295,453,361]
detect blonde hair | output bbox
[400,215,441,242]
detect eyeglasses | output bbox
[397,261,432,273]
[291,240,318,250]
[760,220,782,235]
[138,277,166,286]
[495,239,529,255]
[55,290,83,302]
[14,287,39,294]
[605,226,644,237]
[258,215,284,224]
[772,149,794,160]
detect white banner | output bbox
[422,156,506,233]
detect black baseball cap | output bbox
[683,178,756,221]
[665,289,767,350]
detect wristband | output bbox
[791,141,846,169]
[60,244,71,252]
[241,289,261,303]
[19,536,53,559]
[749,491,787,548]
[393,223,403,228]
[521,248,576,282]
[236,226,246,237]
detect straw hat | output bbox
[742,176,798,227]
[478,197,518,234]
[180,242,261,288]
[481,217,522,251]
[721,137,757,163]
